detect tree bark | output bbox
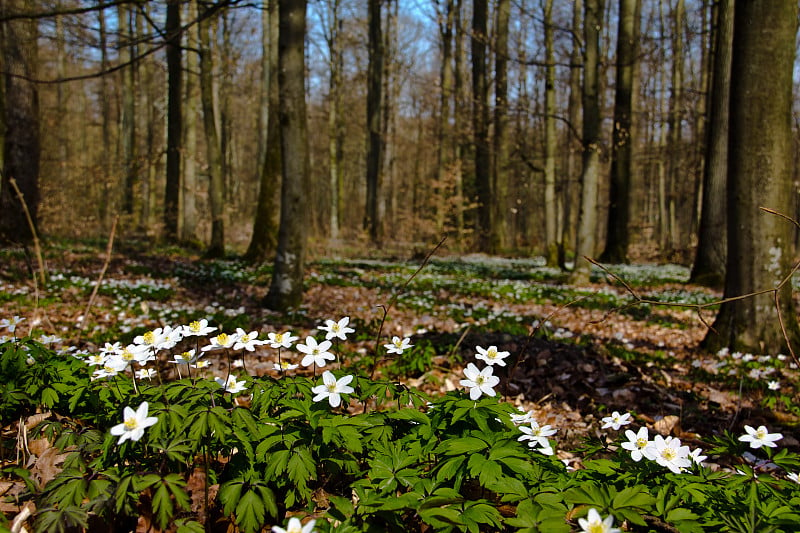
[562,0,582,268]
[326,0,343,240]
[703,0,800,354]
[571,0,604,283]
[164,0,182,238]
[471,0,492,252]
[246,0,280,262]
[690,0,731,288]
[182,0,200,243]
[198,2,225,258]
[118,2,136,217]
[0,0,39,245]
[264,0,309,311]
[434,0,454,236]
[600,0,638,264]
[543,0,558,265]
[364,0,383,244]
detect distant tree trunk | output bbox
[493,0,510,252]
[164,0,182,238]
[452,0,465,244]
[364,0,383,244]
[198,4,225,258]
[382,0,398,238]
[690,0,731,287]
[246,0,280,262]
[664,0,684,253]
[118,2,136,217]
[562,0,582,267]
[326,0,343,239]
[543,0,558,265]
[571,0,604,283]
[97,2,112,229]
[182,0,199,243]
[600,0,638,263]
[435,0,454,236]
[264,0,309,310]
[471,0,492,252]
[0,0,39,245]
[703,0,800,354]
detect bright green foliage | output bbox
[2,334,800,533]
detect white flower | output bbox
[578,508,620,533]
[601,411,632,430]
[510,408,534,425]
[267,331,298,349]
[311,371,354,407]
[233,328,264,351]
[459,363,500,400]
[787,472,800,484]
[86,353,107,366]
[192,360,211,369]
[384,336,413,354]
[767,380,780,391]
[475,345,510,366]
[0,315,25,333]
[689,447,707,467]
[518,421,557,449]
[39,334,62,345]
[274,361,299,372]
[202,332,236,351]
[215,375,247,394]
[646,435,691,474]
[136,368,157,380]
[320,317,355,341]
[100,342,122,356]
[738,425,783,449]
[272,517,316,533]
[170,350,198,365]
[109,402,158,444]
[621,426,654,462]
[298,337,335,367]
[182,319,217,337]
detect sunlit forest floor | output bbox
[1,238,798,475]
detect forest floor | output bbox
[1,238,798,463]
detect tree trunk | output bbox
[599,0,638,263]
[0,0,39,245]
[198,3,225,258]
[492,0,510,252]
[182,0,200,243]
[664,0,684,253]
[364,0,383,244]
[703,0,800,354]
[543,0,558,265]
[690,0,731,288]
[571,0,604,283]
[381,0,397,239]
[471,0,492,252]
[326,0,343,240]
[97,2,112,230]
[164,0,182,238]
[452,0,465,244]
[246,0,280,262]
[434,0,454,236]
[118,2,136,217]
[264,0,309,311]
[562,0,582,268]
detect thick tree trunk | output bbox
[198,4,225,258]
[0,0,39,245]
[690,0,731,288]
[164,0,182,238]
[571,0,604,283]
[364,0,383,244]
[600,0,638,264]
[264,0,309,311]
[703,0,800,354]
[492,0,510,252]
[246,0,280,262]
[471,0,492,253]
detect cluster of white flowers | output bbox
[459,345,508,400]
[512,409,557,456]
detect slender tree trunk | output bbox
[97,2,112,229]
[452,0,465,244]
[493,0,510,252]
[703,0,799,354]
[562,0,582,267]
[164,0,182,238]
[571,0,604,283]
[381,0,397,239]
[543,0,558,265]
[326,0,343,239]
[182,0,199,243]
[665,0,684,253]
[246,0,280,262]
[690,0,731,287]
[600,0,638,263]
[0,0,39,245]
[264,0,309,310]
[364,0,383,244]
[435,0,454,235]
[118,2,136,217]
[472,0,492,252]
[198,4,225,258]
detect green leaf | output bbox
[175,519,206,533]
[436,436,488,455]
[612,486,655,510]
[235,490,267,533]
[418,507,465,528]
[152,482,174,529]
[666,508,700,522]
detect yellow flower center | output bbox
[756,429,767,440]
[661,447,676,461]
[280,361,291,369]
[143,331,155,345]
[124,417,139,430]
[189,320,202,332]
[487,349,497,358]
[275,333,284,342]
[637,438,647,448]
[588,523,605,533]
[475,375,486,386]
[241,334,251,343]
[121,349,134,361]
[217,333,228,345]
[327,383,337,393]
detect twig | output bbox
[78,215,119,336]
[8,177,46,287]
